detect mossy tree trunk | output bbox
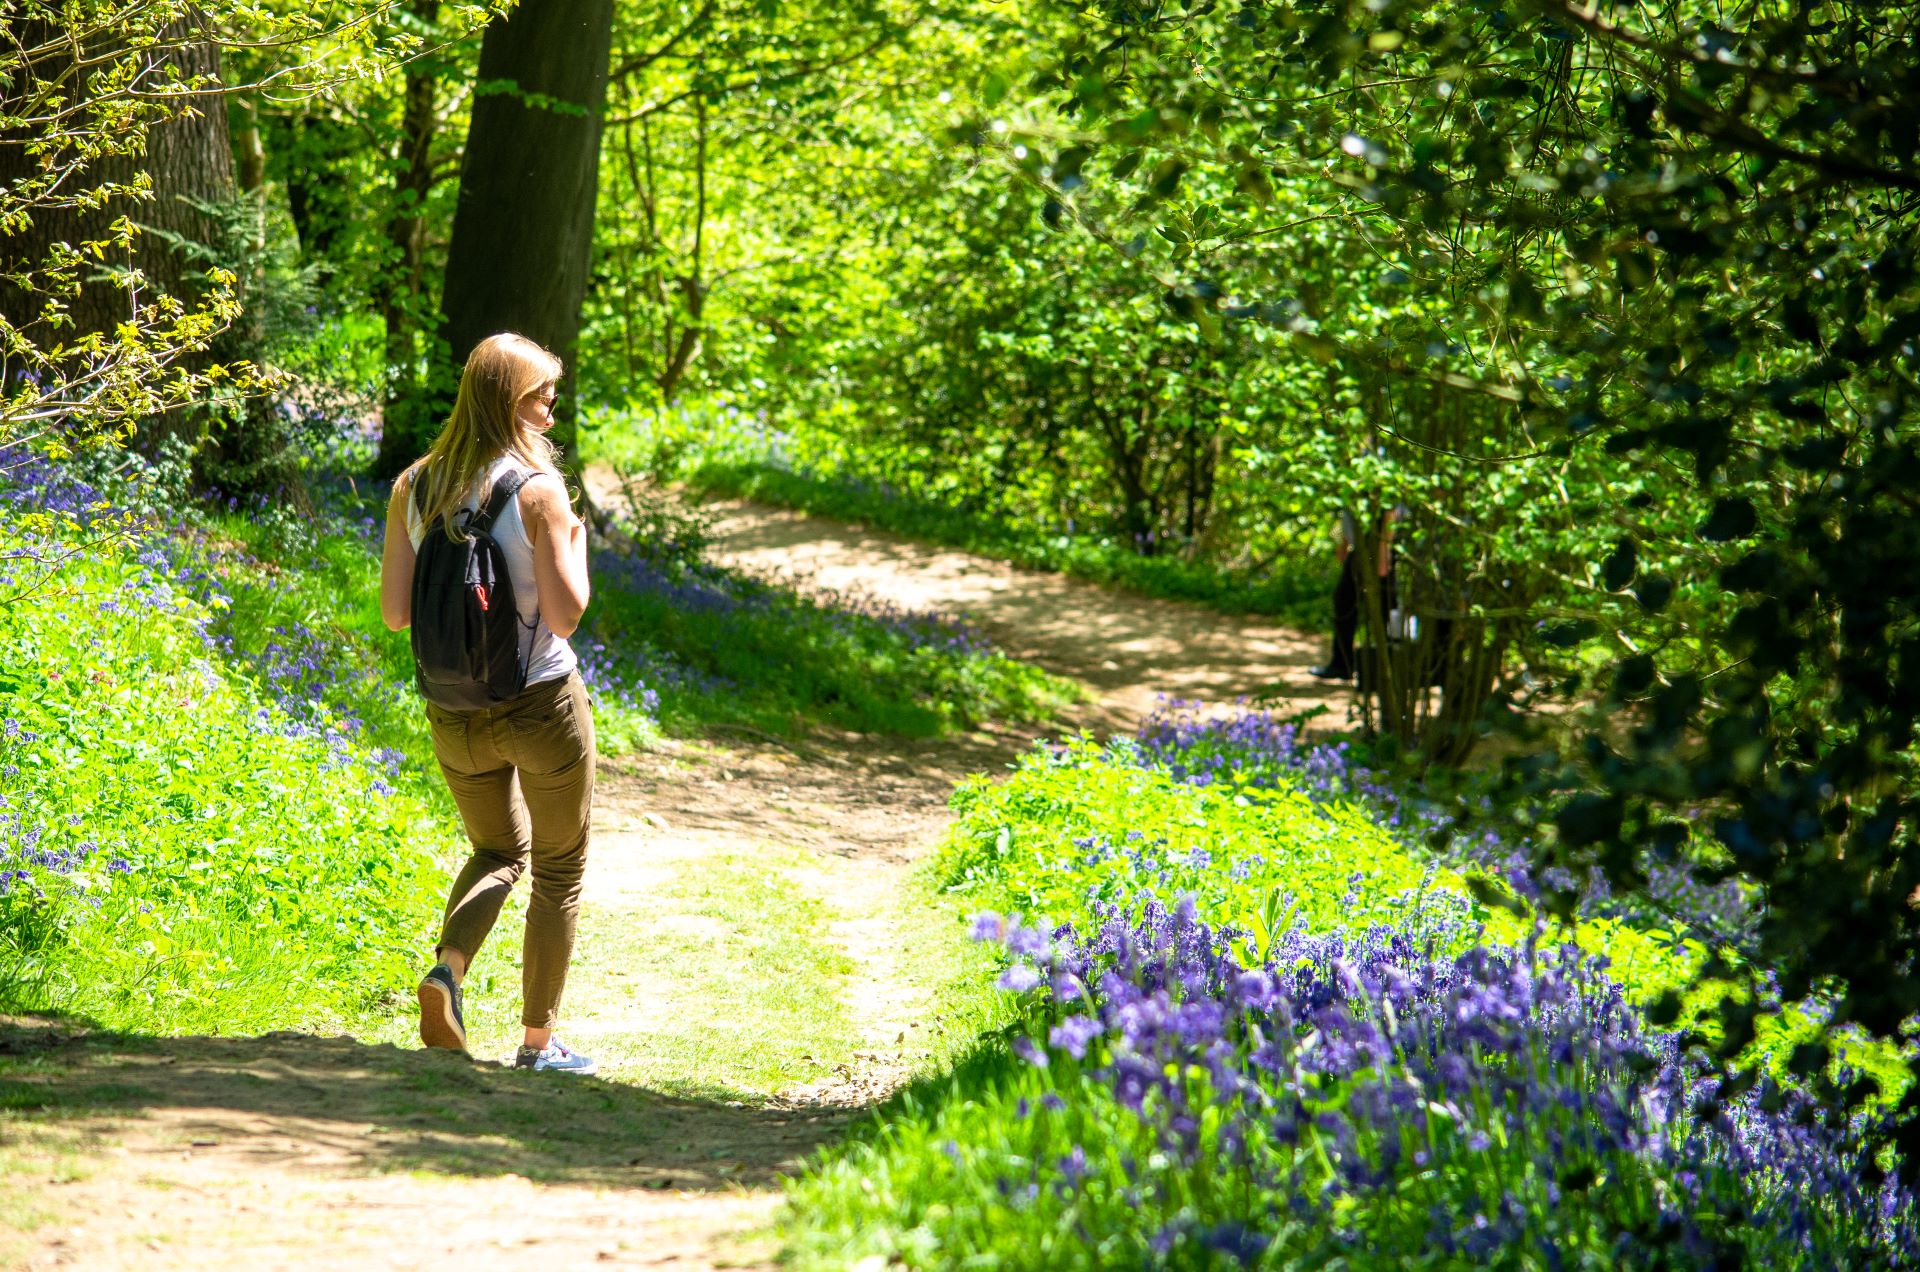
[0,20,234,353]
[433,0,615,479]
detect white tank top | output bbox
[406,456,578,690]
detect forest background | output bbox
[3,0,1918,1200]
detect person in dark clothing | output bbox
[1311,508,1396,680]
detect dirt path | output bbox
[695,491,1347,739]
[0,487,1339,1270]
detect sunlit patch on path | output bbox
[678,483,1346,738]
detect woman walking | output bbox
[379,332,598,1075]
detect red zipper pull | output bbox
[472,584,490,612]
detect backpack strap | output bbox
[471,467,535,535]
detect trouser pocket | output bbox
[424,700,479,773]
[500,674,593,774]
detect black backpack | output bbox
[410,466,536,710]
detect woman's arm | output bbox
[380,474,416,632]
[521,474,590,637]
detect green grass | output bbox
[541,841,859,1098]
[781,1047,1036,1271]
[580,498,1082,741]
[778,874,1032,1270]
[0,516,451,1036]
[885,876,1019,1080]
[933,742,1692,1000]
[0,462,656,1042]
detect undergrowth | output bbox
[581,401,1332,632]
[781,723,1913,1269]
[0,456,448,1034]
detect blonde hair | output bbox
[409,332,564,538]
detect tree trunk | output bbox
[375,0,445,477]
[0,22,235,345]
[654,88,707,401]
[438,0,615,471]
[1091,368,1155,552]
[0,18,240,469]
[234,98,268,193]
[658,274,705,400]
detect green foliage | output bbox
[934,742,1687,1002]
[931,738,1905,1088]
[581,0,931,409]
[0,0,504,478]
[570,2,1351,623]
[153,191,356,498]
[783,741,1905,1268]
[1,5,243,457]
[931,0,1920,1158]
[581,399,1331,626]
[0,506,448,1035]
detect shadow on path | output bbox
[0,1015,845,1193]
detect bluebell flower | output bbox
[1048,1014,1104,1059]
[997,963,1041,993]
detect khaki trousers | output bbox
[424,671,594,1030]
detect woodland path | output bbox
[0,483,1339,1270]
